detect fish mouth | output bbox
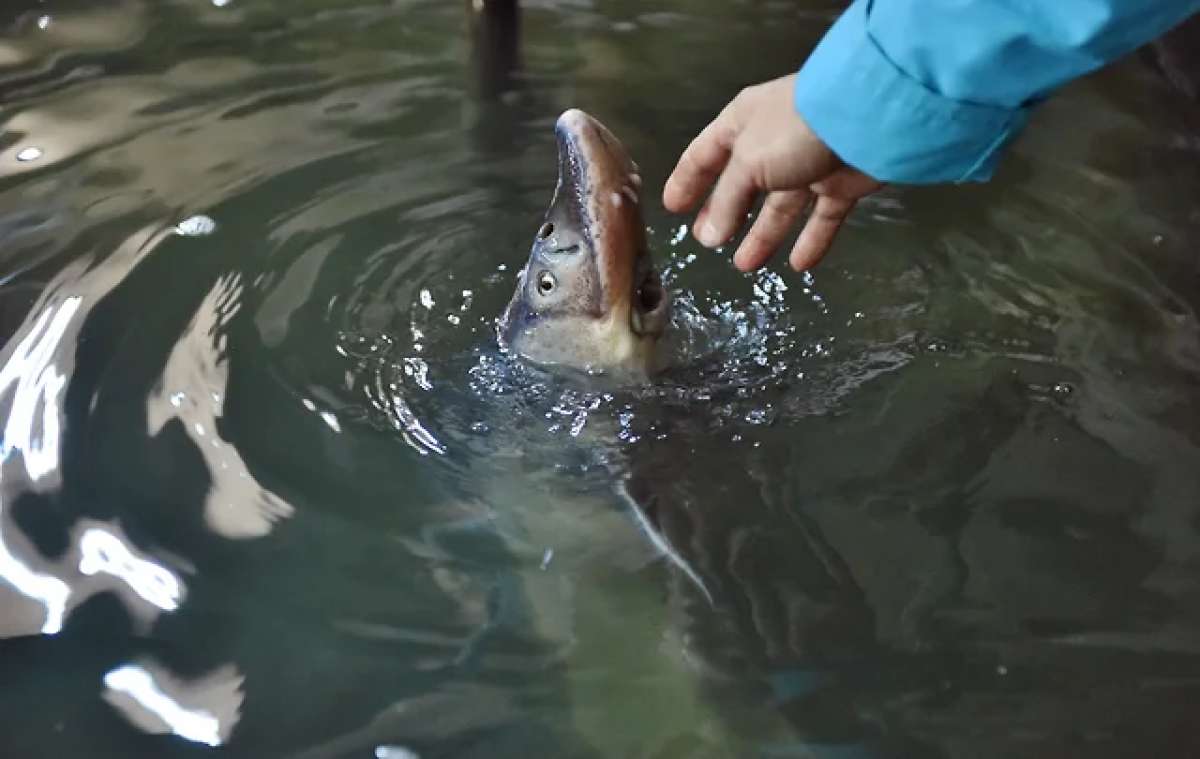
[553,109,669,338]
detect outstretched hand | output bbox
[662,74,884,272]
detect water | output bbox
[2,1,1200,757]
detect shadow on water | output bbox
[1,1,1200,758]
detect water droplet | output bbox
[470,421,489,434]
[540,548,554,569]
[403,357,433,391]
[175,215,216,237]
[1152,234,1164,246]
[15,147,43,162]
[212,0,233,6]
[37,15,51,29]
[1053,381,1074,397]
[419,289,435,309]
[446,314,460,325]
[996,665,1008,676]
[744,407,775,426]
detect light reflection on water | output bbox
[0,1,1198,757]
[0,294,78,482]
[102,660,245,747]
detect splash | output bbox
[328,220,911,465]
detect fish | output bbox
[490,109,877,753]
[498,108,668,382]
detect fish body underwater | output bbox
[484,109,877,756]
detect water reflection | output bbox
[0,510,69,634]
[0,294,79,634]
[0,215,291,641]
[467,0,521,101]
[103,660,244,747]
[78,527,182,611]
[0,295,78,482]
[148,270,293,539]
[0,513,186,637]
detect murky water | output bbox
[2,1,1200,757]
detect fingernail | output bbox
[698,221,719,247]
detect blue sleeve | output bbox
[794,0,1200,183]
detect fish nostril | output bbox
[638,278,663,312]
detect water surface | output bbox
[2,1,1200,757]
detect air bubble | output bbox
[15,147,43,162]
[175,215,217,237]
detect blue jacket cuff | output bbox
[793,0,1030,184]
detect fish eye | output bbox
[537,222,554,239]
[537,271,556,295]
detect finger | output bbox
[690,191,746,251]
[789,194,856,271]
[731,189,810,272]
[689,189,723,245]
[693,156,757,248]
[662,116,737,214]
[811,169,884,199]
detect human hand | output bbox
[662,73,884,272]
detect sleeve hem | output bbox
[793,0,1029,184]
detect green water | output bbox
[2,1,1200,757]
